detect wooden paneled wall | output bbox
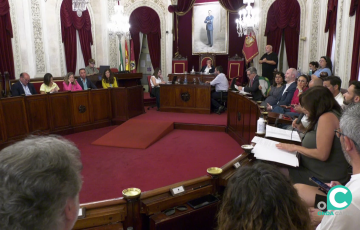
[0,86,144,148]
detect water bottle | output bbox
[184,75,188,84]
[309,69,313,75]
[257,117,265,134]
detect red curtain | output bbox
[0,0,15,79]
[350,0,360,81]
[325,0,338,57]
[219,0,244,12]
[60,0,93,73]
[265,0,300,68]
[129,7,161,69]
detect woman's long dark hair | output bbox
[321,56,332,70]
[217,163,311,230]
[43,73,53,86]
[153,68,161,79]
[299,86,342,131]
[273,71,285,87]
[102,69,115,84]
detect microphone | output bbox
[274,117,279,127]
[296,113,305,124]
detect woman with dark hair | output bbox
[150,68,165,110]
[313,56,332,78]
[309,61,319,75]
[40,73,60,94]
[218,162,312,230]
[260,71,285,107]
[277,86,349,185]
[102,69,118,88]
[63,72,82,91]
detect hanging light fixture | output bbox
[108,1,131,39]
[72,0,90,17]
[235,0,259,37]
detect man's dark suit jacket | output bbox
[11,81,38,96]
[77,77,97,90]
[200,65,215,73]
[275,81,296,105]
[243,75,263,101]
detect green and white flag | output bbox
[119,41,124,71]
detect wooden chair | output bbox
[3,72,11,97]
[227,54,245,85]
[199,54,216,71]
[172,56,188,74]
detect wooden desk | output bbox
[168,73,216,83]
[114,73,142,87]
[0,86,144,148]
[227,91,261,144]
[159,83,211,114]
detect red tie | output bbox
[250,79,253,87]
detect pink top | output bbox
[290,87,308,113]
[63,81,82,91]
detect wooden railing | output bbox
[70,93,261,230]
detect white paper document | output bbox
[250,136,299,167]
[265,125,301,142]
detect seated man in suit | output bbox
[77,68,97,90]
[266,68,297,111]
[235,67,263,101]
[205,66,228,114]
[11,72,37,96]
[200,59,215,74]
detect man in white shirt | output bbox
[200,59,215,74]
[343,81,360,107]
[323,76,344,106]
[294,103,360,229]
[205,66,228,114]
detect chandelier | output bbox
[235,0,259,37]
[108,1,131,39]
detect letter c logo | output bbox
[327,185,352,210]
[329,187,348,208]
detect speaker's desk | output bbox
[168,73,216,83]
[159,83,211,114]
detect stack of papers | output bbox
[265,125,301,142]
[251,136,299,167]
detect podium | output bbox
[227,55,245,85]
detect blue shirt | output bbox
[313,68,332,77]
[81,78,88,90]
[210,73,228,92]
[20,81,32,96]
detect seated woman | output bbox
[40,73,60,94]
[102,69,118,89]
[217,162,311,230]
[260,71,285,107]
[276,86,349,185]
[272,74,309,116]
[313,56,332,78]
[150,68,165,110]
[309,61,319,75]
[200,59,215,74]
[63,72,82,91]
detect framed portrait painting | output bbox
[192,2,228,54]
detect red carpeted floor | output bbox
[65,125,241,203]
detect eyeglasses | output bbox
[334,129,359,148]
[163,205,188,216]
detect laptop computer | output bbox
[230,78,238,91]
[98,65,110,80]
[172,76,178,84]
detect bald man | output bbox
[259,45,278,83]
[11,72,38,96]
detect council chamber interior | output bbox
[1,0,360,229]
